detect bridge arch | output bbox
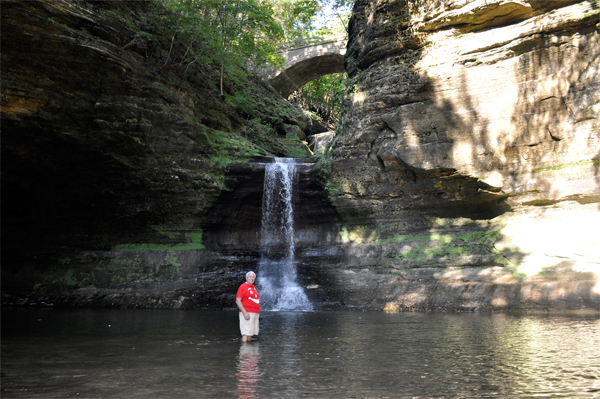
[266,36,347,98]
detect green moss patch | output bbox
[377,230,501,246]
[113,229,204,251]
[530,160,594,173]
[379,230,505,265]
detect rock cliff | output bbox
[2,0,599,312]
[1,0,317,307]
[323,0,600,310]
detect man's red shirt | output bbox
[236,282,260,313]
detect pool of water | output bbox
[2,309,599,398]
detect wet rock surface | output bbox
[1,0,315,308]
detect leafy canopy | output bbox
[270,0,322,41]
[281,0,354,127]
[140,0,354,125]
[161,0,285,94]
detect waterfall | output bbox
[257,158,313,311]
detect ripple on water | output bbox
[1,310,599,398]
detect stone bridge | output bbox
[265,35,347,98]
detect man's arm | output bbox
[236,297,250,320]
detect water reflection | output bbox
[1,310,598,398]
[236,343,262,399]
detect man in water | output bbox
[236,271,260,342]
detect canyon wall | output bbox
[322,0,600,310]
[2,0,599,312]
[1,0,319,308]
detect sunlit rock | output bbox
[323,0,600,311]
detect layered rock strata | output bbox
[323,0,600,310]
[1,157,344,310]
[2,0,599,312]
[1,0,316,306]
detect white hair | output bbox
[246,271,256,278]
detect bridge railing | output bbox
[275,34,347,52]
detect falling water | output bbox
[257,158,313,311]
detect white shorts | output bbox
[239,312,260,336]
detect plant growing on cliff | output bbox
[158,0,284,95]
[112,1,283,90]
[289,72,347,127]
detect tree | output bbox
[289,72,347,128]
[281,1,353,128]
[162,0,283,95]
[314,0,353,35]
[156,0,350,119]
[208,0,283,95]
[270,0,322,42]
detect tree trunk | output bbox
[220,61,224,96]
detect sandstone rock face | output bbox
[1,0,315,306]
[1,158,345,310]
[3,0,599,312]
[323,0,600,310]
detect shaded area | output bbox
[202,157,344,308]
[271,54,346,98]
[268,38,347,98]
[0,0,315,299]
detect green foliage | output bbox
[270,0,352,128]
[270,0,352,42]
[111,0,283,93]
[312,128,340,195]
[225,90,255,115]
[243,120,309,158]
[58,257,72,265]
[271,0,322,41]
[157,0,284,94]
[199,126,264,174]
[376,230,502,246]
[375,229,508,267]
[107,1,315,162]
[31,282,44,295]
[161,252,182,268]
[282,138,312,157]
[313,144,332,175]
[315,0,353,36]
[185,230,204,246]
[530,160,595,173]
[51,269,91,289]
[510,268,528,279]
[203,0,283,60]
[63,270,79,287]
[339,226,349,241]
[289,73,348,128]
